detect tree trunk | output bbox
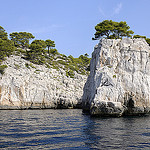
[48,46,50,56]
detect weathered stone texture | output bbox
[0,56,87,109]
[82,38,150,116]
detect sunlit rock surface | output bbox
[82,38,150,116]
[0,56,87,109]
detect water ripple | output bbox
[0,109,150,149]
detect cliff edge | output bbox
[82,38,150,116]
[0,56,87,109]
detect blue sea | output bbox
[0,109,150,150]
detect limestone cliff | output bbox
[82,38,150,116]
[0,56,87,109]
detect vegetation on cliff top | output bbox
[93,20,134,40]
[93,20,150,46]
[0,21,150,76]
[133,35,150,46]
[0,26,91,77]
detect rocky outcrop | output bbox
[82,38,150,116]
[0,56,87,109]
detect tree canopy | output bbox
[45,39,55,54]
[0,26,8,40]
[30,40,46,50]
[93,20,134,40]
[0,39,15,63]
[26,40,47,64]
[1,23,150,76]
[0,26,14,63]
[9,32,35,49]
[0,25,91,76]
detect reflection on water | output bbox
[0,109,150,149]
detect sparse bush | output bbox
[29,63,36,68]
[45,64,50,68]
[14,64,20,69]
[25,63,30,68]
[0,65,8,75]
[57,60,68,66]
[108,65,112,68]
[113,75,116,78]
[66,70,75,78]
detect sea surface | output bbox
[0,109,150,150]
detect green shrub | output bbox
[52,65,59,70]
[49,49,59,55]
[108,65,112,68]
[14,64,20,69]
[113,75,116,78]
[35,69,41,72]
[57,60,68,66]
[0,39,15,62]
[29,63,36,68]
[68,55,74,62]
[79,69,86,75]
[25,63,30,68]
[45,64,51,68]
[0,65,8,75]
[68,64,78,72]
[14,48,26,55]
[66,70,75,78]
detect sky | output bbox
[0,0,150,57]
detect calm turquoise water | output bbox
[0,109,150,150]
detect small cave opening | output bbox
[127,97,134,108]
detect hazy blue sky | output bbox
[1,0,150,57]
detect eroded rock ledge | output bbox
[82,38,150,116]
[0,56,87,109]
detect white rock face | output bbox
[82,38,150,116]
[0,56,87,109]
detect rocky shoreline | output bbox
[1,38,150,117]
